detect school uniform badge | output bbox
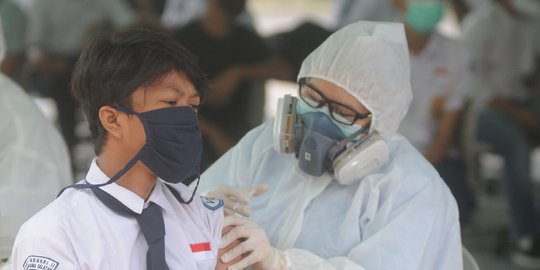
[201,196,223,210]
[23,256,58,270]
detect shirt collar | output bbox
[85,159,174,214]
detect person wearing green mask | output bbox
[392,0,477,226]
[402,0,444,32]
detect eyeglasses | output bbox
[298,78,371,126]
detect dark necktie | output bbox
[91,187,169,270]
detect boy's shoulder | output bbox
[161,181,223,218]
[162,182,224,234]
[199,196,224,211]
[16,188,91,240]
[11,189,99,269]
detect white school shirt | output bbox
[10,160,224,270]
[399,32,470,153]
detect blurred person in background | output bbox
[0,0,27,83]
[161,0,205,28]
[462,0,540,267]
[0,20,72,269]
[270,0,400,76]
[174,0,293,172]
[124,0,167,31]
[334,0,400,28]
[198,21,463,270]
[449,0,492,23]
[26,0,135,161]
[393,0,476,225]
[266,22,331,76]
[161,0,254,30]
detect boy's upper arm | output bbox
[201,196,225,238]
[11,226,78,270]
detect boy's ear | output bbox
[98,106,123,139]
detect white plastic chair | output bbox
[463,246,480,270]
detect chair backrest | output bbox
[463,246,480,270]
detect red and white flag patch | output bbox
[190,242,213,260]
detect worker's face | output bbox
[303,78,372,128]
[121,71,200,157]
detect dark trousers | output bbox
[436,156,477,225]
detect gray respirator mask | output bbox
[273,95,389,185]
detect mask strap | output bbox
[114,105,138,115]
[57,152,141,197]
[114,105,153,145]
[164,175,200,204]
[57,105,149,197]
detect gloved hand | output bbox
[220,215,288,270]
[207,184,268,217]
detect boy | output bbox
[11,29,224,270]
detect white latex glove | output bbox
[220,215,288,270]
[207,184,268,217]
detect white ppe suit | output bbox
[199,21,463,269]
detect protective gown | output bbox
[0,21,72,260]
[199,21,463,270]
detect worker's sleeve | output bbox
[283,180,463,270]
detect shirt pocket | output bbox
[193,251,217,270]
[190,242,217,270]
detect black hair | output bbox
[71,29,209,155]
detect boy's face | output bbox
[121,71,201,158]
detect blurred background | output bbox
[1,0,539,269]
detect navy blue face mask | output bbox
[58,105,203,204]
[115,105,202,184]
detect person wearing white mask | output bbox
[0,19,72,269]
[197,21,463,270]
[462,0,540,267]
